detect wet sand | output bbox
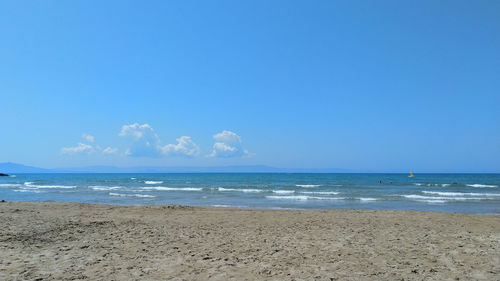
[1,202,499,280]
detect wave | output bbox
[0,183,22,187]
[141,186,202,191]
[422,191,500,197]
[295,184,321,188]
[358,198,377,201]
[415,183,453,187]
[266,195,344,201]
[300,191,339,195]
[90,186,123,191]
[144,181,163,184]
[419,199,447,203]
[109,192,155,198]
[130,177,136,180]
[24,182,77,189]
[403,195,487,201]
[134,194,156,198]
[273,190,295,194]
[466,184,498,188]
[218,187,264,193]
[9,175,16,177]
[13,189,44,193]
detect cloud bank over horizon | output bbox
[61,123,250,159]
[209,130,251,158]
[61,134,117,156]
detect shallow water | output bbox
[1,173,499,214]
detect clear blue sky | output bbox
[1,1,499,172]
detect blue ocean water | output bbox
[1,173,499,214]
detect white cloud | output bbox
[102,147,118,154]
[118,123,162,157]
[61,143,94,155]
[160,136,200,157]
[213,130,242,144]
[62,133,118,156]
[119,123,200,158]
[209,130,251,158]
[119,123,157,140]
[82,133,95,143]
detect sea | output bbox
[1,173,499,215]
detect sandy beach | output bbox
[1,202,499,280]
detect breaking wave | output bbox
[141,186,202,191]
[109,192,155,198]
[295,184,321,188]
[466,184,498,188]
[144,181,163,185]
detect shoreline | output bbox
[2,200,500,216]
[1,202,499,280]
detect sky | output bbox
[0,1,499,172]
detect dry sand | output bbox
[1,202,499,281]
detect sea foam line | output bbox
[141,186,202,191]
[13,189,44,193]
[109,192,155,198]
[24,182,77,189]
[144,181,163,184]
[403,195,487,201]
[90,186,123,191]
[300,191,339,195]
[414,183,452,187]
[422,191,500,197]
[266,195,344,201]
[218,187,264,193]
[0,183,22,187]
[466,184,498,188]
[295,184,321,188]
[273,190,295,194]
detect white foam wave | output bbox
[141,186,202,191]
[0,183,22,187]
[466,184,498,188]
[9,175,16,177]
[130,177,136,180]
[90,186,123,191]
[423,183,453,187]
[144,181,163,184]
[403,195,486,201]
[218,187,264,193]
[359,198,377,201]
[423,191,500,197]
[134,194,155,198]
[273,190,295,194]
[24,182,77,189]
[109,192,126,197]
[420,199,447,203]
[109,192,155,198]
[14,189,43,193]
[266,195,344,201]
[300,191,339,195]
[295,184,321,188]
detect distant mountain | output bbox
[0,162,51,173]
[0,162,356,173]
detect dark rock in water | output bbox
[0,200,5,203]
[0,173,9,177]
